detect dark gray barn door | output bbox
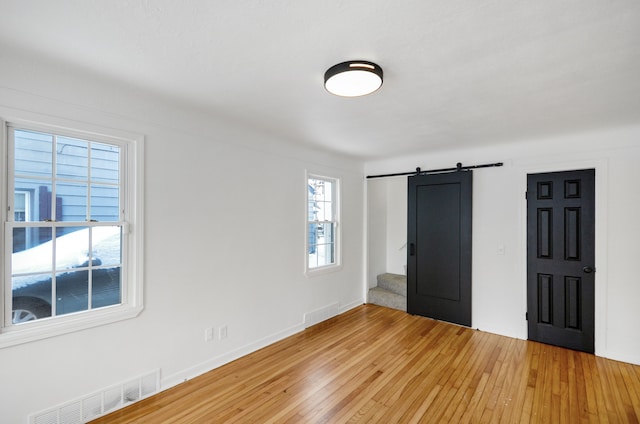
[407,171,472,327]
[527,169,595,353]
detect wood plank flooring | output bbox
[92,305,640,423]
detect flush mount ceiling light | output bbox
[324,60,383,97]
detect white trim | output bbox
[362,178,369,302]
[0,118,145,348]
[161,322,305,390]
[339,298,365,314]
[12,190,29,221]
[304,170,342,276]
[0,304,143,349]
[517,158,608,357]
[5,116,141,148]
[161,299,364,391]
[0,119,6,329]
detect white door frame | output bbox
[518,158,608,357]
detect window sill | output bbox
[0,304,143,349]
[305,263,343,278]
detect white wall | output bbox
[0,48,365,422]
[365,179,387,289]
[366,177,408,289]
[365,127,640,366]
[385,179,408,275]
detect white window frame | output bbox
[13,190,29,222]
[0,118,144,349]
[305,172,341,275]
[12,190,30,249]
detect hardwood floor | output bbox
[92,305,640,423]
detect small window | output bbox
[307,175,339,271]
[1,120,143,348]
[12,191,30,253]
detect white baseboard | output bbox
[117,301,368,415]
[303,298,364,328]
[341,298,365,313]
[161,322,304,391]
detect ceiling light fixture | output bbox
[324,60,383,97]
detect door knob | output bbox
[583,266,594,274]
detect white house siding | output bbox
[12,129,120,248]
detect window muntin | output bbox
[307,176,338,270]
[6,126,124,326]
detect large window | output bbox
[1,121,143,347]
[307,175,339,271]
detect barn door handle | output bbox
[409,243,416,256]
[583,266,594,274]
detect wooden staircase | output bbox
[367,273,406,312]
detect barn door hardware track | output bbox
[366,162,503,179]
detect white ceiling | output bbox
[1,0,639,159]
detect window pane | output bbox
[51,226,121,270]
[93,226,122,267]
[92,267,121,309]
[56,182,88,221]
[12,226,54,325]
[309,179,333,222]
[14,129,53,177]
[10,226,123,323]
[307,176,336,269]
[12,274,52,324]
[54,266,122,315]
[91,142,120,184]
[315,243,334,267]
[12,227,53,274]
[318,222,334,244]
[91,184,120,221]
[54,227,89,271]
[56,137,88,180]
[324,181,332,201]
[308,223,317,254]
[308,250,318,268]
[56,270,89,316]
[308,200,318,222]
[316,202,332,222]
[14,192,26,219]
[14,179,53,222]
[12,227,26,253]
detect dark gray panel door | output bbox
[407,171,472,326]
[527,169,595,353]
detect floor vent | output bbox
[30,369,161,424]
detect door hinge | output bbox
[525,312,528,321]
[525,191,528,200]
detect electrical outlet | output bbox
[204,327,214,342]
[219,325,228,339]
